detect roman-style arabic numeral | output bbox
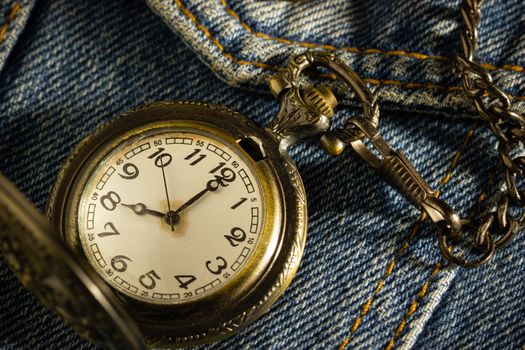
[206,168,236,191]
[100,191,121,211]
[185,148,207,165]
[139,270,161,290]
[111,255,131,272]
[185,148,200,159]
[209,162,225,174]
[118,163,139,179]
[98,222,121,238]
[224,227,246,247]
[206,257,227,275]
[190,155,206,165]
[230,197,247,210]
[148,147,172,167]
[148,147,165,159]
[154,153,172,168]
[174,275,197,290]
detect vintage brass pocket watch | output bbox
[0,45,487,347]
[48,100,309,348]
[0,51,380,349]
[2,9,518,344]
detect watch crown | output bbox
[303,85,338,118]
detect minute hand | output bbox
[172,168,236,215]
[172,187,210,215]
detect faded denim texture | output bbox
[0,0,523,349]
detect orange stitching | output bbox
[0,3,20,42]
[384,263,443,350]
[338,123,478,350]
[220,0,525,75]
[385,161,500,350]
[175,0,525,102]
[174,0,280,72]
[173,0,522,343]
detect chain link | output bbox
[281,0,524,268]
[437,0,525,267]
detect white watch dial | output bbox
[77,129,265,304]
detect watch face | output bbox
[77,128,265,304]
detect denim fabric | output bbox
[146,0,525,117]
[0,0,523,350]
[0,1,34,73]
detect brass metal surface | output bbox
[0,173,146,350]
[48,101,308,347]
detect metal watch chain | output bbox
[269,0,524,268]
[376,0,524,267]
[444,0,525,267]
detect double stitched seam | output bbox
[220,0,525,75]
[174,0,525,101]
[338,123,479,350]
[0,3,20,44]
[384,161,501,350]
[384,263,443,350]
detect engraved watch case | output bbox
[47,101,311,347]
[1,51,347,349]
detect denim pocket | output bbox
[146,0,525,118]
[0,1,523,349]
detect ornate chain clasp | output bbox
[265,50,376,152]
[266,0,525,269]
[266,52,338,152]
[344,116,461,236]
[267,50,462,258]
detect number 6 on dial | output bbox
[49,99,312,347]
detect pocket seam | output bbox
[221,0,525,75]
[384,159,500,350]
[338,123,479,350]
[174,0,525,101]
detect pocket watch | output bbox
[0,51,360,349]
[47,51,345,348]
[47,99,309,348]
[0,50,466,348]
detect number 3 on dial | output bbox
[206,257,228,275]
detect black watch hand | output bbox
[121,203,165,218]
[172,168,237,215]
[159,156,175,231]
[172,188,209,215]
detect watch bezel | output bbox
[47,101,307,347]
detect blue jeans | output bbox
[0,0,523,349]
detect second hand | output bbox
[160,157,175,231]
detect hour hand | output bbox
[121,203,165,218]
[172,167,237,215]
